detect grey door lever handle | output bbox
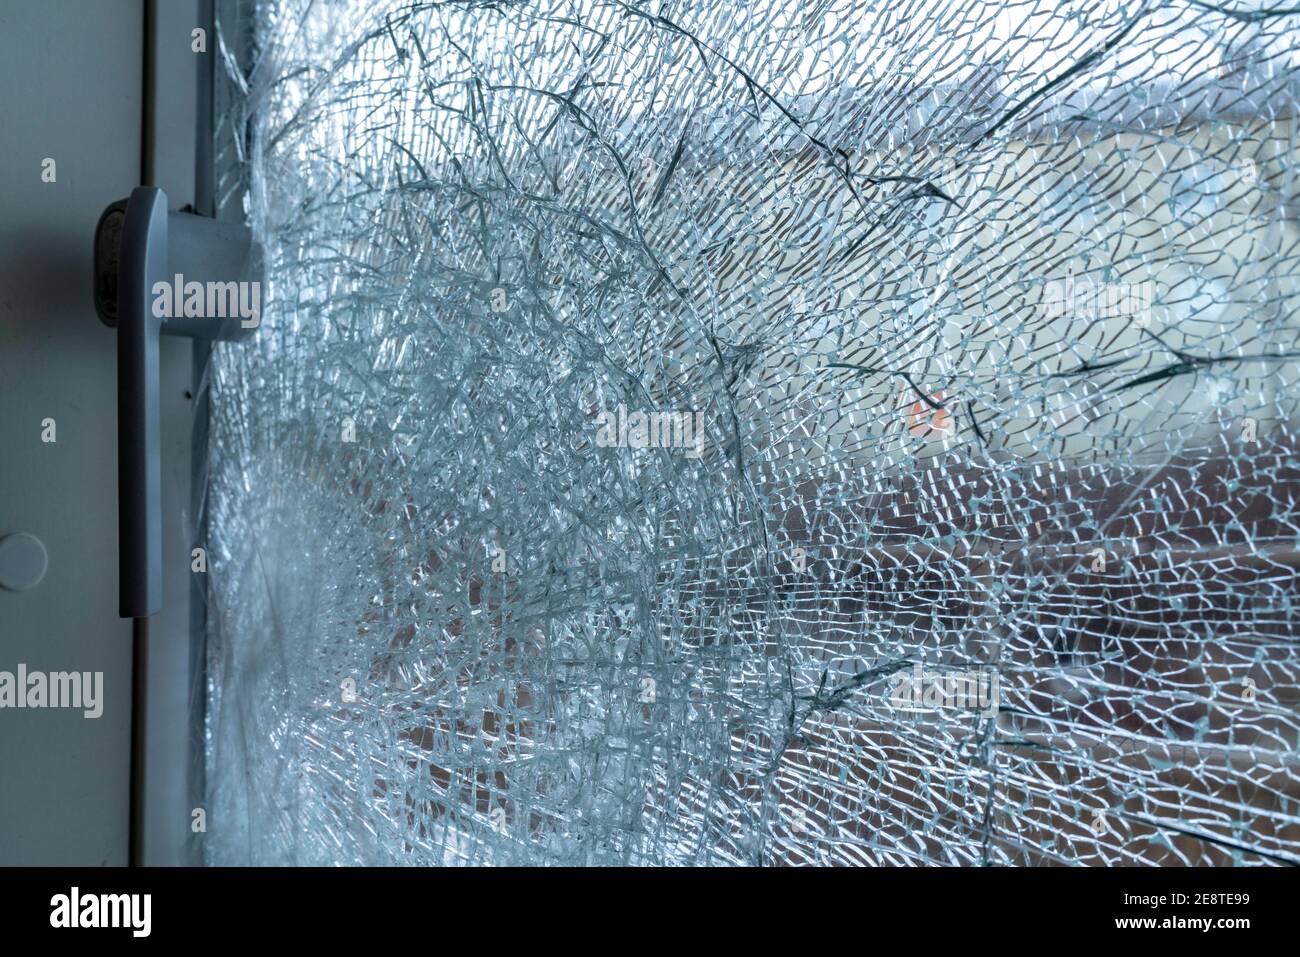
[93,187,261,618]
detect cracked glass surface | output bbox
[204,0,1300,865]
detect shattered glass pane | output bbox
[204,0,1300,865]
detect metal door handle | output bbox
[93,187,260,618]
